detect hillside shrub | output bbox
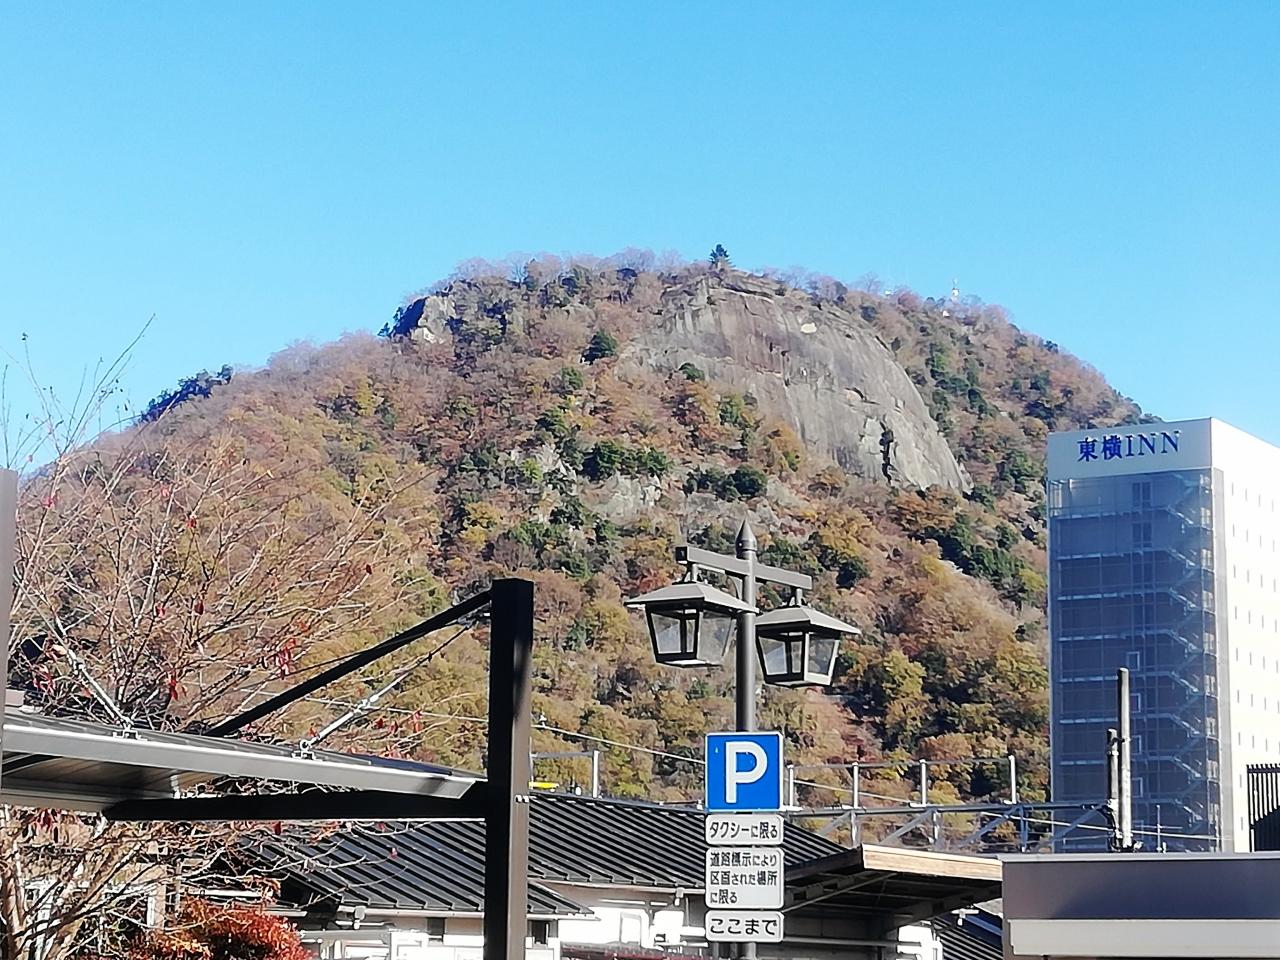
[683,464,768,500]
[583,330,619,363]
[140,366,233,422]
[556,365,585,394]
[581,442,671,481]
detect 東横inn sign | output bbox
[1076,429,1181,464]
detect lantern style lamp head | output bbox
[625,578,755,667]
[755,601,861,687]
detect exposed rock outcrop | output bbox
[627,273,970,491]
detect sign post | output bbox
[704,731,786,946]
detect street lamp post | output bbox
[627,518,860,959]
[628,518,861,724]
[734,521,759,733]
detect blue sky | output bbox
[3,2,1278,450]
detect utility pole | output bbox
[1117,667,1134,850]
[1106,668,1136,851]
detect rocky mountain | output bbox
[397,269,969,491]
[13,253,1145,820]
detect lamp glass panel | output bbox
[807,632,840,678]
[649,609,695,658]
[759,631,807,680]
[786,631,805,674]
[757,634,789,678]
[699,610,736,664]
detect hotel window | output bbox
[529,921,552,946]
[1132,481,1152,509]
[426,918,446,942]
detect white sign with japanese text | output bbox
[705,910,785,943]
[704,847,785,909]
[705,812,785,846]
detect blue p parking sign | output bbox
[705,731,784,812]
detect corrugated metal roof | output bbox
[528,793,840,886]
[253,792,844,916]
[932,912,1002,960]
[254,821,585,918]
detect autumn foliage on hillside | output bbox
[9,253,1146,834]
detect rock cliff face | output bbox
[396,270,970,491]
[628,273,970,490]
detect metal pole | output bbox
[1106,727,1121,850]
[590,750,601,798]
[735,520,757,960]
[735,520,757,734]
[851,762,860,810]
[0,470,16,803]
[205,589,492,737]
[484,578,534,960]
[786,764,796,808]
[1008,755,1018,805]
[1118,667,1133,850]
[920,760,929,806]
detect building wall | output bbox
[1211,420,1280,850]
[1046,418,1280,852]
[1001,852,1280,960]
[299,915,559,960]
[295,887,943,960]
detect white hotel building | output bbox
[1046,418,1280,851]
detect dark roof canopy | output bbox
[0,712,477,812]
[787,845,1002,925]
[249,793,1001,928]
[252,793,844,918]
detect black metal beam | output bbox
[484,578,534,960]
[203,589,493,737]
[102,785,489,822]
